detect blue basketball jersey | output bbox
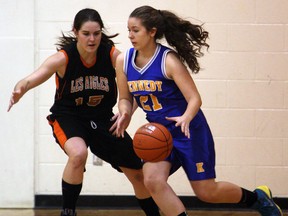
[124,44,205,136]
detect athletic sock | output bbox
[137,197,160,216]
[239,188,258,207]
[62,179,82,211]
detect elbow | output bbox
[197,94,202,108]
[198,96,202,108]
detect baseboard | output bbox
[35,195,287,210]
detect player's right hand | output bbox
[114,113,131,138]
[7,90,22,112]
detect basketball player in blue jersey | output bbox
[114,5,283,216]
[7,8,160,216]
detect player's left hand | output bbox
[165,116,191,138]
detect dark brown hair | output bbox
[56,8,118,50]
[130,5,209,73]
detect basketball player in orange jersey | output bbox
[114,5,283,216]
[7,8,160,216]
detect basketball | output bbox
[133,122,173,162]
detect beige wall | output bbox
[1,0,288,208]
[0,0,35,208]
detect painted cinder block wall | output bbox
[1,0,287,208]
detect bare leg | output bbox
[143,161,186,216]
[121,167,160,216]
[63,137,88,183]
[120,167,151,198]
[191,179,242,203]
[60,137,88,214]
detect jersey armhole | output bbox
[110,46,115,62]
[59,50,69,66]
[123,49,130,75]
[162,49,172,80]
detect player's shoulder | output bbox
[116,52,125,61]
[53,50,68,66]
[46,51,67,66]
[116,50,128,67]
[165,49,181,64]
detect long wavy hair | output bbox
[129,5,209,73]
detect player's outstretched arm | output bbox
[7,51,66,112]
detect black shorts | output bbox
[47,114,142,172]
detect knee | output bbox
[68,149,88,168]
[143,175,167,194]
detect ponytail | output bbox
[130,5,209,73]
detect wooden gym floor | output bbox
[0,209,287,216]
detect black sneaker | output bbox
[60,209,77,216]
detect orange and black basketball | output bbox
[133,122,173,162]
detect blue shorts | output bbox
[166,112,216,181]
